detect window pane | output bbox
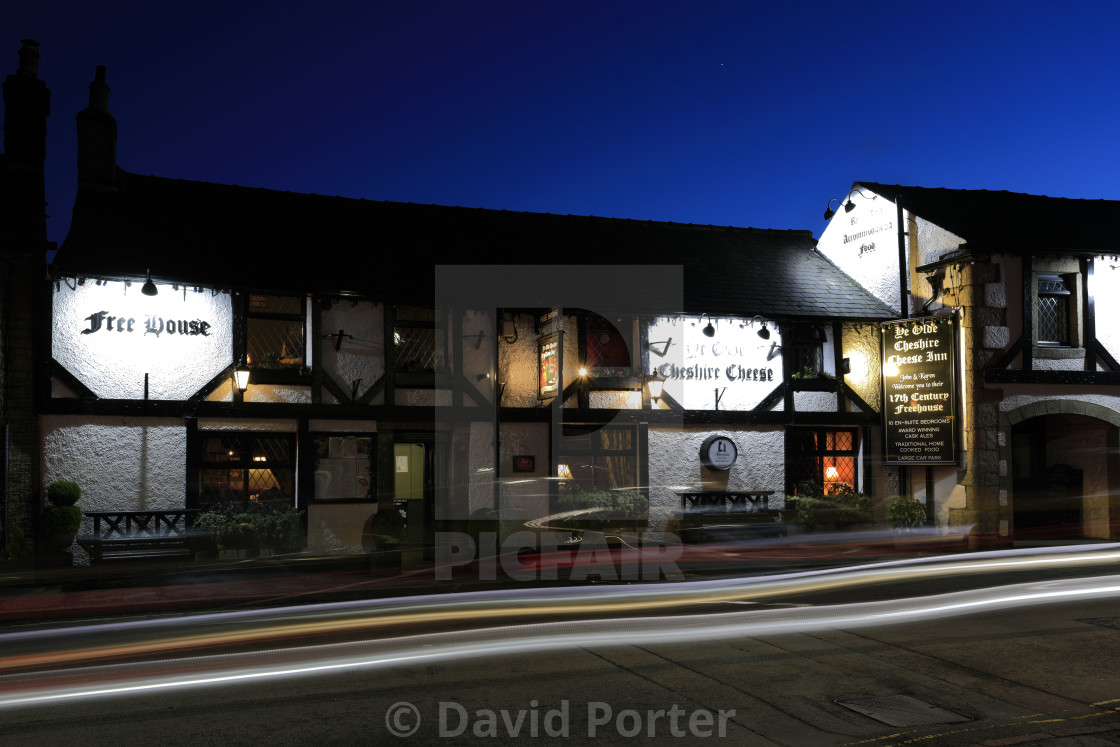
[203,437,244,462]
[1038,296,1068,344]
[823,457,856,494]
[787,428,858,494]
[249,294,301,315]
[313,435,376,500]
[201,468,243,507]
[597,427,632,451]
[394,325,437,373]
[396,305,435,323]
[248,318,304,367]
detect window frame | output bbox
[244,292,309,384]
[1035,273,1072,347]
[311,433,377,503]
[198,431,298,511]
[785,426,860,496]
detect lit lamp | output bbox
[824,463,840,494]
[233,362,252,393]
[556,464,574,480]
[646,371,665,402]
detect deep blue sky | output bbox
[8,1,1120,246]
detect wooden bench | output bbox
[77,510,207,564]
[674,491,784,543]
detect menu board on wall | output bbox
[538,334,559,399]
[881,316,959,465]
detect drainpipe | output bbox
[897,197,908,319]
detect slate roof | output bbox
[54,169,895,320]
[857,182,1120,255]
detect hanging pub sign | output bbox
[881,315,959,465]
[538,333,560,399]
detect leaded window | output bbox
[1036,274,1070,346]
[247,294,305,369]
[786,427,858,495]
[200,433,296,510]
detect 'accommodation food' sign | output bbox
[881,316,958,465]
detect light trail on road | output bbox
[1,544,1119,707]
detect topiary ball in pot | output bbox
[47,480,81,506]
[41,504,83,551]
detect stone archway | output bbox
[1001,401,1120,540]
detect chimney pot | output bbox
[17,39,40,78]
[88,64,110,112]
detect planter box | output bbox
[791,378,837,391]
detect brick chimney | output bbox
[75,63,117,189]
[2,39,51,246]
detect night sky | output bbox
[8,1,1120,247]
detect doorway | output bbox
[1011,414,1118,540]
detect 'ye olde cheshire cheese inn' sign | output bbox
[881,316,959,465]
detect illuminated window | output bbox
[556,424,639,493]
[247,294,305,369]
[786,427,858,495]
[199,434,296,510]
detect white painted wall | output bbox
[818,191,903,313]
[41,415,186,513]
[322,299,385,404]
[648,426,784,528]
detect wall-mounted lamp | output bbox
[823,197,856,220]
[646,371,665,402]
[578,366,588,377]
[753,315,770,340]
[500,318,518,344]
[701,313,716,338]
[141,269,158,297]
[823,187,876,220]
[841,357,851,375]
[556,463,574,480]
[233,361,252,393]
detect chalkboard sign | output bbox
[881,316,959,465]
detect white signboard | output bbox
[646,316,781,410]
[52,281,234,400]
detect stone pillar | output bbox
[947,259,1010,547]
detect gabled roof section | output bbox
[858,182,1120,255]
[54,169,894,319]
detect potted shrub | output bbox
[888,496,929,533]
[41,479,83,557]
